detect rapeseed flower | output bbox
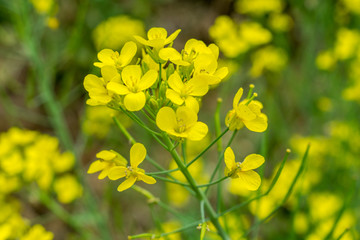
[134,27,181,50]
[156,106,208,141]
[108,143,156,192]
[92,15,145,50]
[94,41,137,69]
[224,147,265,191]
[107,65,158,111]
[165,71,208,112]
[87,150,127,179]
[225,87,268,132]
[54,174,83,204]
[83,65,121,106]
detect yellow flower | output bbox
[94,41,137,69]
[87,150,127,179]
[225,87,268,132]
[158,48,190,66]
[224,147,264,191]
[156,106,208,141]
[166,71,208,112]
[193,53,228,86]
[236,0,284,16]
[108,143,156,192]
[92,15,145,50]
[53,174,83,204]
[21,224,53,240]
[83,65,121,106]
[250,46,287,77]
[107,65,158,111]
[134,27,181,50]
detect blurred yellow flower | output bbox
[21,224,53,240]
[92,15,145,50]
[156,106,208,141]
[53,174,83,204]
[250,46,287,77]
[224,147,265,191]
[108,143,156,192]
[316,50,337,70]
[236,0,284,15]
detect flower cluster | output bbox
[0,128,82,203]
[209,0,290,77]
[0,128,84,239]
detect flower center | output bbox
[175,118,186,133]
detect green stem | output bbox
[186,128,229,168]
[205,130,237,195]
[162,134,230,240]
[147,168,180,176]
[182,140,187,164]
[152,175,190,187]
[197,176,229,188]
[113,117,136,144]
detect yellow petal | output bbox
[156,107,177,132]
[238,170,261,191]
[159,48,181,61]
[208,43,219,59]
[184,96,199,113]
[187,122,208,141]
[84,74,103,92]
[236,104,256,121]
[101,65,120,83]
[87,160,106,174]
[117,175,137,192]
[119,41,137,67]
[134,35,149,46]
[137,172,156,184]
[124,92,146,111]
[244,115,268,132]
[130,143,146,169]
[241,154,265,171]
[168,72,184,93]
[176,106,197,128]
[148,27,167,40]
[215,67,229,80]
[107,82,130,95]
[186,77,208,96]
[224,147,236,171]
[166,89,184,105]
[233,88,243,109]
[108,166,127,180]
[165,29,181,45]
[97,49,114,65]
[122,65,142,88]
[96,150,116,160]
[138,69,157,90]
[98,166,112,179]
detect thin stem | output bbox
[162,134,230,240]
[186,128,229,168]
[113,117,136,144]
[182,140,187,164]
[152,175,190,187]
[141,109,156,125]
[205,130,237,195]
[147,168,180,176]
[197,176,229,188]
